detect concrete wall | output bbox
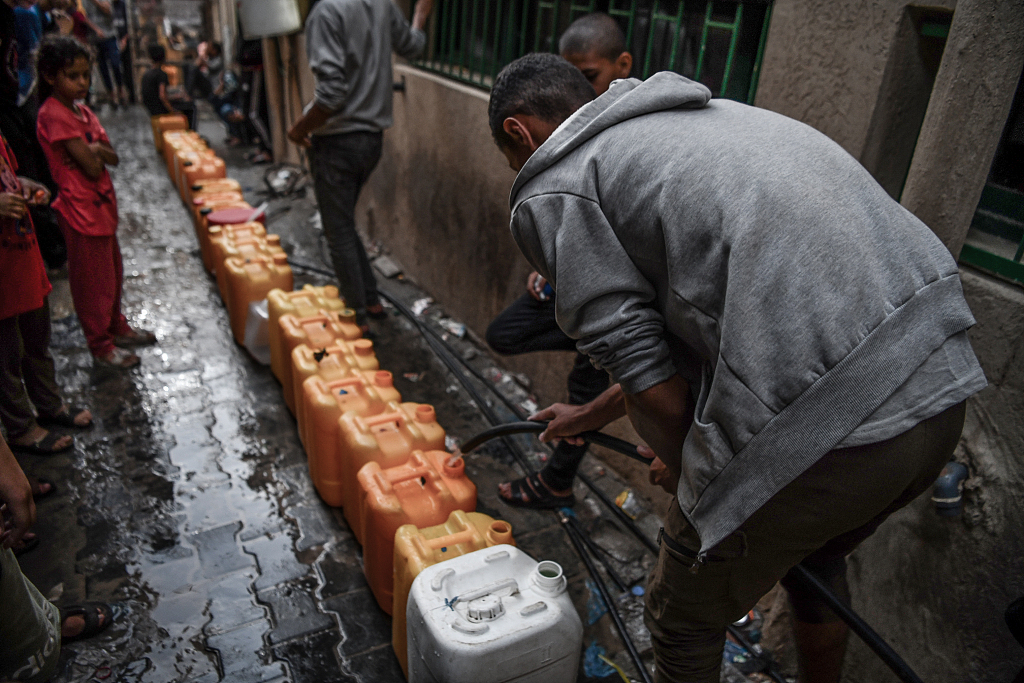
[756,2,1024,680]
[356,64,583,406]
[845,270,1024,683]
[755,0,953,160]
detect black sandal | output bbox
[14,533,40,557]
[498,472,576,510]
[59,602,113,643]
[365,305,388,320]
[30,477,57,500]
[37,405,93,430]
[9,430,73,456]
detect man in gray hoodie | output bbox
[489,54,986,682]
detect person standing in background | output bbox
[13,0,42,106]
[36,35,156,367]
[110,0,132,103]
[81,0,125,107]
[287,0,436,335]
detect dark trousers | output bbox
[93,37,123,94]
[645,401,965,682]
[0,301,63,438]
[308,131,384,324]
[119,43,135,103]
[486,293,610,489]
[170,100,198,131]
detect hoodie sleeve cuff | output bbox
[613,354,678,395]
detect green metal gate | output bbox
[415,0,773,104]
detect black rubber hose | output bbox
[458,421,652,465]
[559,511,655,683]
[788,565,925,683]
[565,515,630,592]
[284,262,655,680]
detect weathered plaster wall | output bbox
[900,0,1024,255]
[844,269,1024,683]
[755,0,952,159]
[355,65,582,407]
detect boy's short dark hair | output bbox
[36,34,93,99]
[209,41,222,56]
[558,13,627,61]
[488,53,596,148]
[148,43,167,63]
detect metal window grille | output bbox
[959,74,1024,285]
[415,0,773,104]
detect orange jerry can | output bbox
[278,310,362,414]
[330,402,446,515]
[358,451,477,614]
[290,338,379,419]
[302,369,402,480]
[151,114,188,151]
[161,130,199,169]
[187,178,241,205]
[202,221,264,273]
[174,149,217,194]
[182,158,226,200]
[196,202,252,251]
[391,511,515,676]
[169,142,207,186]
[192,191,245,227]
[164,134,205,180]
[267,285,347,385]
[222,253,293,345]
[214,234,284,301]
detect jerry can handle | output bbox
[423,528,477,550]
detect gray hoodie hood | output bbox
[506,72,978,552]
[511,73,711,203]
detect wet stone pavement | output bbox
[14,107,758,683]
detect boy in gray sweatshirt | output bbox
[488,54,985,682]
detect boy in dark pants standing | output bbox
[490,13,632,508]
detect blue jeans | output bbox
[93,37,123,95]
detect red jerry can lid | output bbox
[208,206,263,225]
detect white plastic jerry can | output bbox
[406,545,583,683]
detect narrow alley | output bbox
[13,107,698,683]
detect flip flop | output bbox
[365,305,388,320]
[10,430,73,456]
[14,534,40,556]
[37,405,93,430]
[113,328,157,347]
[31,477,58,499]
[498,472,576,510]
[59,602,114,643]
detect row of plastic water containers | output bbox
[151,114,583,682]
[153,114,293,348]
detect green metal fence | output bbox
[415,0,773,104]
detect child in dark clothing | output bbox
[35,35,155,367]
[140,43,196,129]
[491,12,632,509]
